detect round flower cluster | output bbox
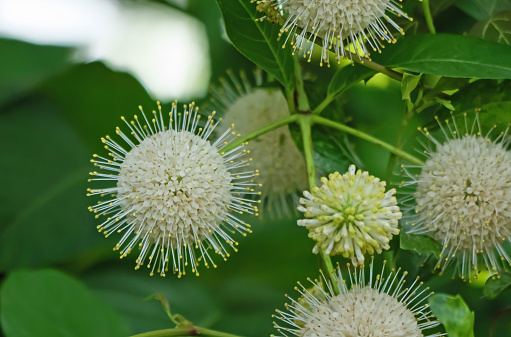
[88,102,260,277]
[210,70,308,218]
[272,260,442,337]
[402,115,511,279]
[297,165,401,266]
[271,0,411,65]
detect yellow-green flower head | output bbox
[297,165,401,266]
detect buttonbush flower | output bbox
[210,70,308,218]
[297,165,401,266]
[270,0,411,65]
[272,259,442,337]
[401,114,511,280]
[88,102,260,277]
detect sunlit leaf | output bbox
[429,293,475,337]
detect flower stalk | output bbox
[221,114,298,153]
[298,114,339,295]
[422,0,437,34]
[131,326,243,337]
[294,56,310,113]
[310,115,425,166]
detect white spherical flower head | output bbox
[297,165,401,266]
[88,102,260,277]
[210,70,307,217]
[273,260,442,337]
[402,115,511,280]
[273,0,411,65]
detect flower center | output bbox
[303,286,423,337]
[117,129,232,246]
[415,135,511,252]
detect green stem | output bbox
[349,52,403,82]
[312,94,334,115]
[311,115,424,166]
[131,326,243,337]
[298,115,339,295]
[286,88,296,114]
[422,0,436,34]
[298,115,316,188]
[221,114,298,153]
[294,56,310,112]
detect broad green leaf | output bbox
[36,62,154,152]
[0,269,128,337]
[373,34,511,79]
[84,266,221,335]
[450,79,511,126]
[399,231,442,258]
[327,64,377,98]
[471,11,511,45]
[0,38,72,106]
[483,271,511,299]
[216,0,294,91]
[457,0,511,20]
[0,99,103,271]
[429,293,475,337]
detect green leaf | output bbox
[83,266,221,335]
[0,269,128,337]
[457,0,511,20]
[401,73,421,111]
[0,99,103,271]
[373,34,511,79]
[36,62,154,152]
[216,0,294,91]
[450,79,511,125]
[429,293,475,337]
[483,271,511,299]
[471,11,511,45]
[312,131,351,175]
[399,231,442,258]
[401,73,421,101]
[0,38,72,106]
[327,64,377,98]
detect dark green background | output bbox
[1,0,511,336]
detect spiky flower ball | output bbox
[271,0,411,65]
[297,165,401,266]
[88,102,260,277]
[272,260,442,337]
[402,115,511,280]
[210,70,307,217]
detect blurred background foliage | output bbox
[0,0,511,336]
